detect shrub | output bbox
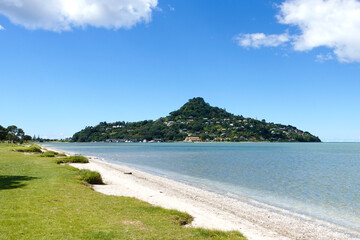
[57,155,89,164]
[26,145,42,152]
[14,144,42,153]
[40,151,58,158]
[56,159,64,164]
[172,211,194,226]
[79,169,103,184]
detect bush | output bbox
[79,169,103,184]
[56,159,64,164]
[57,155,89,164]
[172,211,194,226]
[40,151,58,157]
[14,144,42,153]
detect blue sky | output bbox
[0,0,360,142]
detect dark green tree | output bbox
[6,125,20,142]
[0,125,7,141]
[23,135,32,141]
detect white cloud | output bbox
[238,0,360,63]
[235,33,290,48]
[0,0,158,32]
[316,53,334,62]
[279,0,360,62]
[0,24,4,30]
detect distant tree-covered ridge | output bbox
[72,97,321,143]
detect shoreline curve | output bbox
[44,146,360,240]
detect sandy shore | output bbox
[46,147,360,240]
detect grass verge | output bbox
[0,144,246,239]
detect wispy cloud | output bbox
[0,25,4,30]
[237,0,360,63]
[316,53,334,63]
[168,5,175,11]
[0,0,158,32]
[234,33,290,48]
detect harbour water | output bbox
[43,142,360,231]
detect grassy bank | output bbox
[0,144,245,240]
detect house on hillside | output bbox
[214,137,225,142]
[184,136,202,142]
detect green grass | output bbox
[79,169,103,184]
[56,155,89,164]
[0,144,246,240]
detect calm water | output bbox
[43,142,360,231]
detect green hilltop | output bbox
[71,97,321,142]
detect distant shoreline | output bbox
[43,145,360,240]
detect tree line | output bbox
[0,125,32,143]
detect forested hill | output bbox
[71,97,321,142]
